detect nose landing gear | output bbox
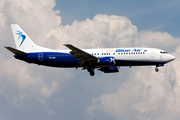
[155,64,164,72]
[155,67,159,72]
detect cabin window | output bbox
[97,53,99,55]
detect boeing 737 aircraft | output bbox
[5,24,175,76]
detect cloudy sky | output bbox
[1,0,180,120]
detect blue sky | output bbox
[55,0,180,37]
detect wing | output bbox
[64,44,98,65]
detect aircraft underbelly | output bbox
[115,60,163,66]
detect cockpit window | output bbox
[160,51,168,54]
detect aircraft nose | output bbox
[170,54,175,61]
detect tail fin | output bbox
[11,24,40,52]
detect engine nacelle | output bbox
[98,57,115,66]
[99,66,120,73]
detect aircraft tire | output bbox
[155,67,159,72]
[90,71,95,76]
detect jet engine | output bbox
[98,57,116,66]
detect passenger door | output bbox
[38,52,43,61]
[151,51,155,58]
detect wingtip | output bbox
[64,44,72,46]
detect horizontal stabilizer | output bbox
[4,46,28,55]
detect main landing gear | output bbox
[155,67,159,72]
[87,68,95,76]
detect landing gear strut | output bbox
[155,67,159,72]
[87,68,95,76]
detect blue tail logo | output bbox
[16,30,26,47]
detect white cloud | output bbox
[66,14,138,48]
[138,31,180,52]
[0,0,64,115]
[87,34,180,120]
[47,14,138,49]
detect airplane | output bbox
[5,24,175,76]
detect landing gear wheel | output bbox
[155,67,159,72]
[90,71,95,76]
[87,67,95,76]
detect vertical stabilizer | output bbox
[11,24,41,52]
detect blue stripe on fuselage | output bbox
[20,52,81,67]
